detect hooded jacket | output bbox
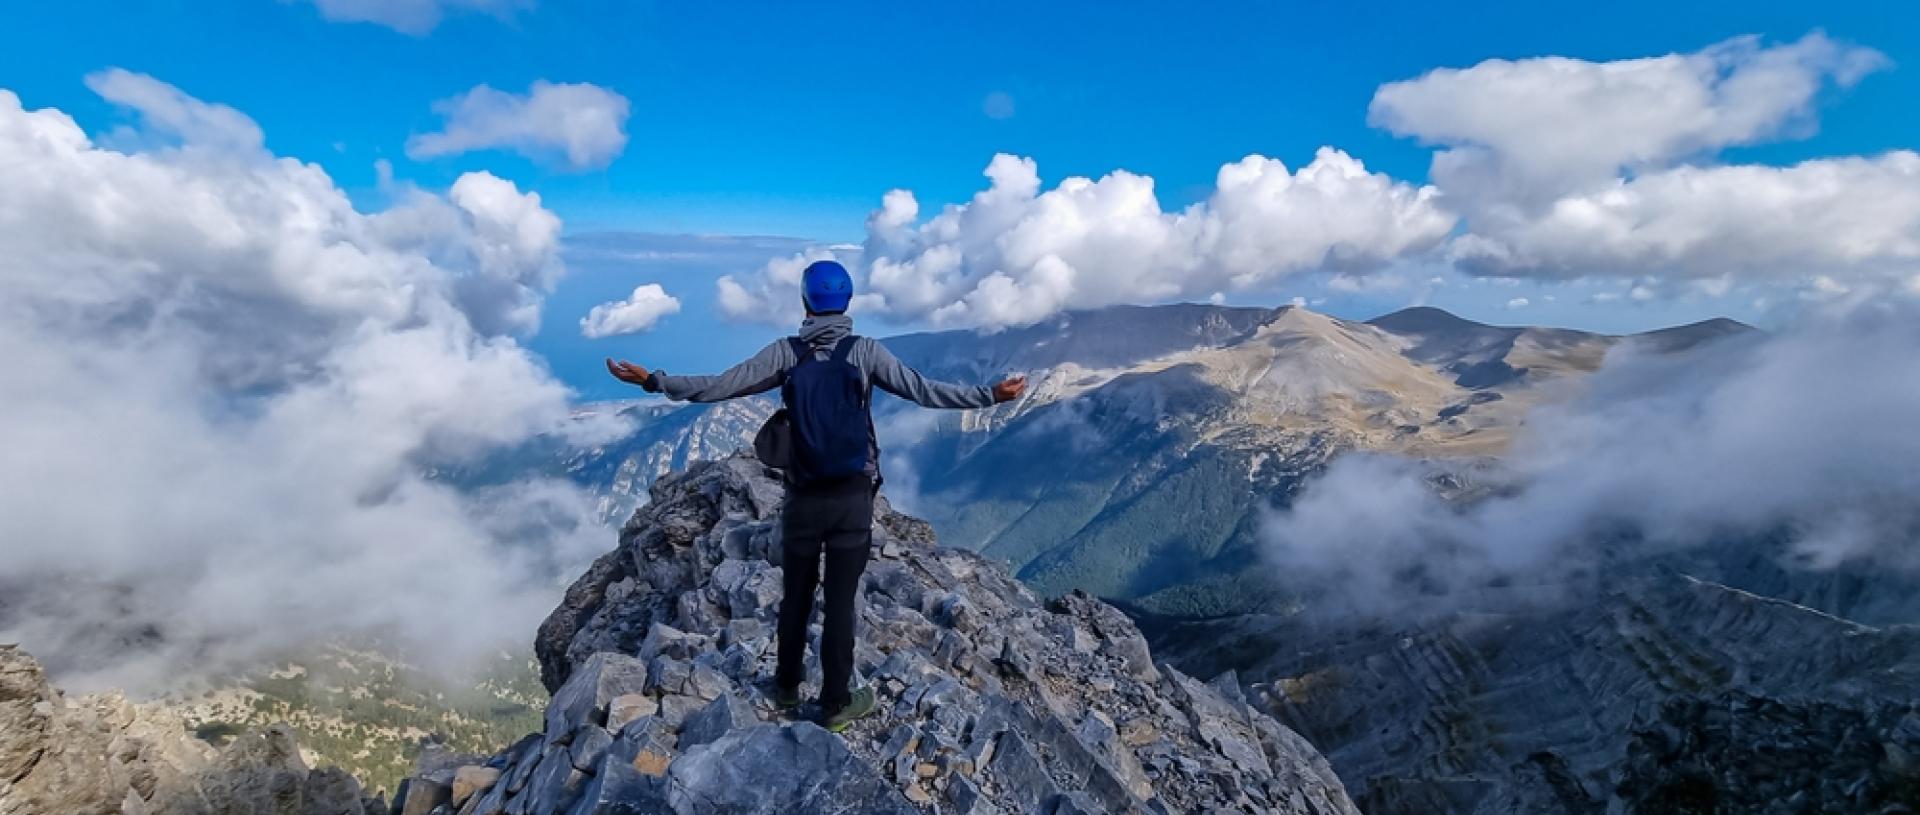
[647,314,996,478]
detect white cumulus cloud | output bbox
[1373,32,1887,203]
[720,149,1454,329]
[580,283,682,337]
[0,72,617,690]
[408,80,631,171]
[302,0,530,35]
[1376,33,1916,286]
[1448,151,1920,280]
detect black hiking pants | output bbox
[775,478,874,712]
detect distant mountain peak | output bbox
[1653,316,1753,333]
[1630,315,1756,353]
[1366,306,1499,335]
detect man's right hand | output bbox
[991,376,1027,404]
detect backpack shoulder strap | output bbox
[835,336,870,405]
[786,337,812,365]
[830,335,860,363]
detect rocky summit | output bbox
[396,454,1360,814]
[0,644,383,815]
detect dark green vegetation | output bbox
[167,642,545,795]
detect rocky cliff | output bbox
[0,644,382,815]
[396,454,1361,814]
[1150,572,1920,814]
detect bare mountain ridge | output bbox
[892,303,1748,401]
[879,304,1752,616]
[538,303,1752,619]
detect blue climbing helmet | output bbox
[801,260,854,314]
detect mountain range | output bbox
[557,303,1753,619]
[501,303,1919,811]
[11,300,1920,814]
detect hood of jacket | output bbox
[798,314,853,352]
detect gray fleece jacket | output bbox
[651,314,994,407]
[648,315,995,477]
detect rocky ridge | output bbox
[0,644,382,815]
[888,305,1749,618]
[484,303,1751,622]
[397,454,1361,814]
[566,400,777,525]
[1152,571,1920,814]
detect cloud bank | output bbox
[302,0,531,35]
[408,80,631,171]
[581,283,682,337]
[1374,33,1917,282]
[720,149,1453,330]
[0,72,617,690]
[1372,33,1887,202]
[1262,295,1920,617]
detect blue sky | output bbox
[4,1,1916,399]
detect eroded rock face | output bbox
[0,645,382,815]
[1153,571,1920,815]
[1615,692,1920,814]
[436,454,1359,814]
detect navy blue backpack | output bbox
[754,336,870,485]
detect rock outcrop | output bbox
[1614,691,1920,814]
[413,454,1360,814]
[1151,573,1920,814]
[0,644,381,815]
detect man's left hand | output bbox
[606,358,655,389]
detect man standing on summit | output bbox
[605,260,1025,731]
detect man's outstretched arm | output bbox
[858,338,1025,408]
[606,340,796,403]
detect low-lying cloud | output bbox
[0,73,619,690]
[1262,295,1920,617]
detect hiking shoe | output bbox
[769,682,803,711]
[819,685,877,733]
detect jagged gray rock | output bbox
[0,644,382,815]
[451,765,501,809]
[1614,691,1920,814]
[394,775,450,815]
[665,724,910,814]
[546,654,650,745]
[676,695,755,751]
[1156,570,1920,814]
[427,454,1360,814]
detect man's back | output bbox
[778,334,872,485]
[602,259,1025,731]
